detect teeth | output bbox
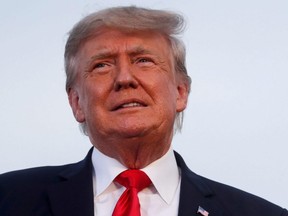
[121,102,142,108]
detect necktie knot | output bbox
[112,170,151,216]
[115,169,151,192]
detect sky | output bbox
[0,0,287,208]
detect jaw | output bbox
[87,113,175,169]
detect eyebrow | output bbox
[85,46,155,69]
[88,51,116,63]
[128,46,154,56]
[84,51,115,70]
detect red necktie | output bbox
[112,169,152,216]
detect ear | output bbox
[176,81,190,112]
[68,88,85,123]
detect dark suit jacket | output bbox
[0,148,287,216]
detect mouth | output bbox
[112,100,147,111]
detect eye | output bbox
[135,57,155,65]
[89,61,112,74]
[94,62,107,69]
[138,58,150,63]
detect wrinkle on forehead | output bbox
[77,27,175,75]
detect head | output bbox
[65,6,191,167]
[65,6,191,134]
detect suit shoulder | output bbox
[200,175,288,215]
[0,164,69,185]
[174,152,287,215]
[0,161,84,199]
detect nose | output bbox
[114,62,139,91]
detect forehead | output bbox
[78,27,173,57]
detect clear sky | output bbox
[0,0,287,207]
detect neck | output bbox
[91,131,173,169]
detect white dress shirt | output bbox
[91,147,181,216]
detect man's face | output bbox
[69,28,188,151]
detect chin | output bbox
[117,128,149,139]
[114,122,157,139]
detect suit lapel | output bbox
[46,148,94,216]
[43,148,228,216]
[175,151,227,216]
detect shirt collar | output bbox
[142,147,180,204]
[91,146,180,204]
[92,147,127,197]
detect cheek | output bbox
[155,81,178,112]
[82,77,110,100]
[77,85,99,117]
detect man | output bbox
[0,6,287,216]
